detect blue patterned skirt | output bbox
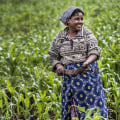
[61,61,108,120]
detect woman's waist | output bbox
[64,61,98,70]
[64,62,84,70]
[61,57,86,68]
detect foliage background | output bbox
[0,0,120,119]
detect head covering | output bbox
[59,6,84,25]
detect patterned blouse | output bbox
[48,27,100,72]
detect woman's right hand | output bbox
[56,64,65,76]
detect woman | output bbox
[48,6,108,120]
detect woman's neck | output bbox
[68,29,77,38]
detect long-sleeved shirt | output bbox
[48,27,100,72]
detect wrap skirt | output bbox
[61,61,108,120]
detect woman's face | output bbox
[67,12,83,32]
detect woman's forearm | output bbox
[85,54,97,65]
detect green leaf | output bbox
[77,106,85,112]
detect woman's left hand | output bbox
[81,62,90,74]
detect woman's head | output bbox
[59,6,84,26]
[67,9,84,31]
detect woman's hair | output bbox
[69,9,84,19]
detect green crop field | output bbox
[0,0,120,119]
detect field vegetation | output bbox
[0,0,120,119]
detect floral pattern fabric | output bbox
[61,61,108,120]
